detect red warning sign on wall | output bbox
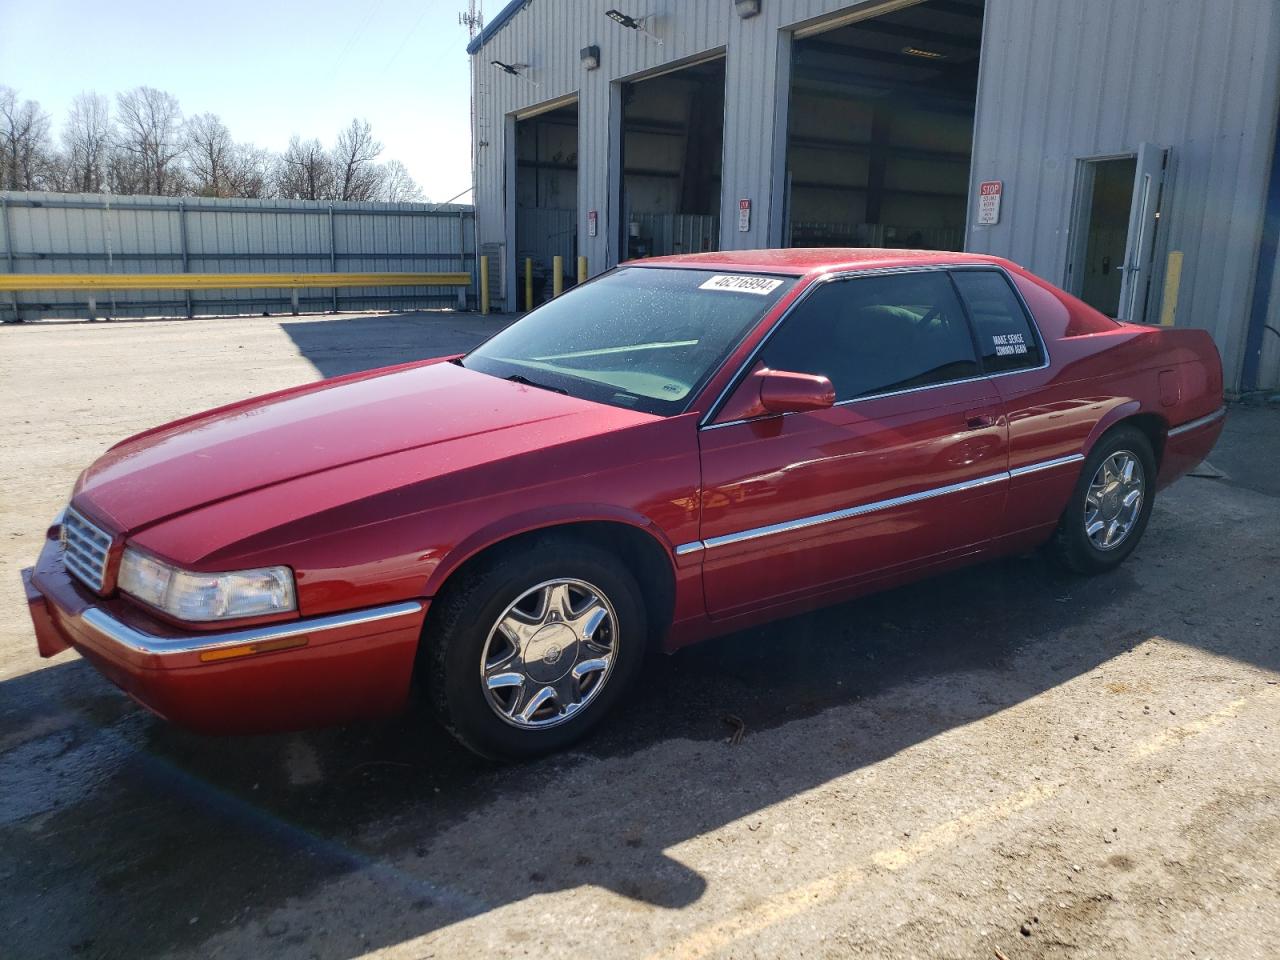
[977,180,1002,225]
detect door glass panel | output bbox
[1075,157,1136,318]
[1119,143,1168,323]
[951,269,1044,373]
[760,272,979,401]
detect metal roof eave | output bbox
[466,0,531,55]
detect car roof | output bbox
[626,247,1017,278]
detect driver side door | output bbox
[696,269,1008,618]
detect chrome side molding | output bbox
[679,452,1086,555]
[703,471,1009,550]
[80,600,427,657]
[1167,407,1226,437]
[1008,453,1086,478]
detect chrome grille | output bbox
[61,506,113,593]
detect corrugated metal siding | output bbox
[967,0,1280,391]
[472,0,900,307]
[516,207,576,272]
[472,0,1280,388]
[0,191,476,320]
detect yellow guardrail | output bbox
[0,272,471,292]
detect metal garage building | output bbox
[468,0,1280,393]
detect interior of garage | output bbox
[619,57,725,260]
[515,101,578,307]
[784,0,985,250]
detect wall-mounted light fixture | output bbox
[734,0,761,18]
[605,9,641,29]
[491,60,541,86]
[901,46,947,60]
[605,9,663,45]
[580,45,601,70]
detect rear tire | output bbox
[423,535,647,760]
[1049,425,1156,575]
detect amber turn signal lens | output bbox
[198,635,308,663]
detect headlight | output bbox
[117,547,296,622]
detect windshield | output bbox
[462,267,795,415]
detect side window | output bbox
[951,269,1045,373]
[760,272,980,402]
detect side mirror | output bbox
[758,369,836,414]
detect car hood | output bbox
[74,359,655,533]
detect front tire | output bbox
[423,535,647,760]
[1050,425,1157,574]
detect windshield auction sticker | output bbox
[699,275,784,295]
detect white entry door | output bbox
[1117,142,1168,323]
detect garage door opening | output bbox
[784,0,985,251]
[515,101,578,309]
[619,57,725,260]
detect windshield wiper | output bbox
[505,374,568,395]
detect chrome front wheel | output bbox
[1084,450,1145,551]
[479,578,619,729]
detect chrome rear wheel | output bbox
[1050,425,1156,575]
[1084,450,1145,551]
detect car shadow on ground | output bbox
[4,477,1276,960]
[279,312,510,379]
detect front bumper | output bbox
[23,536,428,734]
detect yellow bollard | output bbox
[479,255,490,315]
[1159,251,1183,327]
[525,257,534,312]
[577,255,587,285]
[552,255,564,298]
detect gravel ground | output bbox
[1,312,1277,960]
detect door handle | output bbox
[965,413,997,430]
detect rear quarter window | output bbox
[951,269,1045,374]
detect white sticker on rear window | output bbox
[991,332,1029,356]
[698,274,784,295]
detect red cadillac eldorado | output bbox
[23,249,1225,759]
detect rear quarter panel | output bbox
[996,267,1223,539]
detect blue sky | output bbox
[0,0,475,201]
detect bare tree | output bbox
[3,92,423,202]
[331,118,383,201]
[105,148,138,196]
[380,159,424,202]
[113,86,185,195]
[183,112,235,196]
[276,136,334,200]
[61,92,112,193]
[228,143,273,198]
[0,86,55,190]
